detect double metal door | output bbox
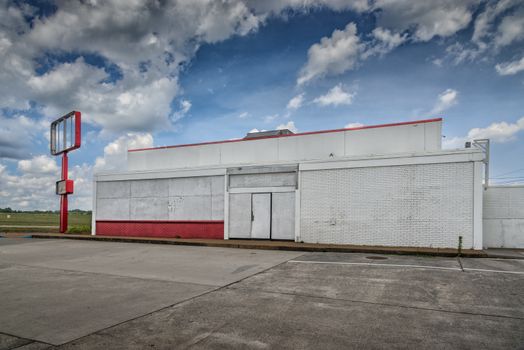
[229,192,295,240]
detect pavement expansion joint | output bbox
[230,286,524,321]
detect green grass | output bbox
[0,212,91,233]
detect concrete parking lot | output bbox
[0,237,523,349]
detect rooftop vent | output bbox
[244,129,294,139]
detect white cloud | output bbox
[238,112,249,119]
[297,23,362,85]
[264,114,278,123]
[287,93,305,110]
[0,0,274,135]
[430,89,458,115]
[94,133,154,172]
[494,7,524,48]
[0,113,47,159]
[180,100,192,114]
[495,57,524,76]
[313,84,355,106]
[18,155,59,174]
[443,117,524,148]
[0,132,155,210]
[345,122,364,129]
[0,156,93,210]
[362,27,408,58]
[373,0,476,42]
[172,99,192,120]
[276,121,298,133]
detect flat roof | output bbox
[128,117,442,153]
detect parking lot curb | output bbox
[18,233,493,258]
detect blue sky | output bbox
[1,0,524,210]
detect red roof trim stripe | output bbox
[128,118,442,153]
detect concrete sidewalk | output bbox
[2,232,491,258]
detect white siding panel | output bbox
[131,179,169,198]
[220,138,279,165]
[169,177,212,196]
[278,133,345,161]
[127,120,443,171]
[271,192,295,240]
[300,162,474,248]
[483,186,524,248]
[130,197,168,220]
[95,176,225,222]
[345,124,426,156]
[229,193,252,238]
[97,198,130,220]
[229,173,296,188]
[167,195,212,220]
[97,181,130,199]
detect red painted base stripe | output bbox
[96,220,224,239]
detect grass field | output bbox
[0,212,91,233]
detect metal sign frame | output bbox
[50,111,82,233]
[50,111,81,156]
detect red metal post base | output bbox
[59,152,68,233]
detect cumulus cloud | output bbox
[297,23,362,86]
[18,155,59,174]
[0,113,48,159]
[0,0,272,135]
[446,1,523,64]
[313,84,355,106]
[287,93,305,110]
[0,156,93,210]
[443,117,524,148]
[345,122,364,128]
[362,27,408,58]
[494,7,524,48]
[276,121,298,133]
[94,133,154,172]
[172,99,192,120]
[430,89,458,115]
[373,0,476,42]
[495,57,524,75]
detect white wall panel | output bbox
[229,173,296,188]
[130,197,168,220]
[229,193,252,238]
[97,181,130,199]
[300,162,474,249]
[220,138,279,165]
[345,124,426,156]
[96,198,130,220]
[127,120,442,171]
[278,132,345,161]
[95,176,225,221]
[271,192,295,240]
[169,177,212,196]
[483,186,524,248]
[130,179,169,198]
[167,195,212,220]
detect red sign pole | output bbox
[59,151,68,233]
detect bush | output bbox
[67,225,91,234]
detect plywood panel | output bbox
[271,192,295,240]
[228,193,252,239]
[251,193,271,239]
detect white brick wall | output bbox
[300,162,474,248]
[483,186,524,248]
